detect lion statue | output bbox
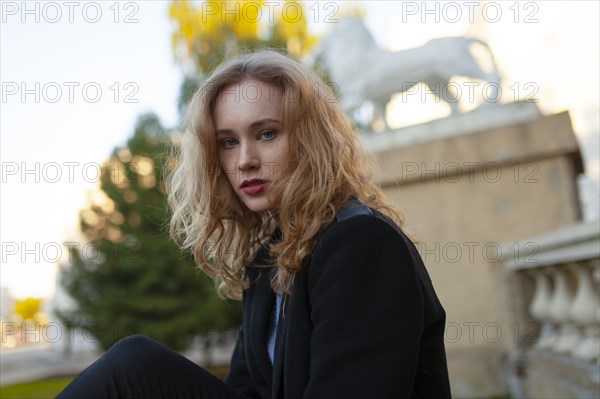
[308,16,501,131]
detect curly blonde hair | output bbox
[167,49,404,300]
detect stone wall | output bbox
[361,106,584,398]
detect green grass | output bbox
[0,376,74,399]
[0,364,228,398]
[207,364,230,380]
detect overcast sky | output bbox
[1,1,598,299]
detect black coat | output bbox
[225,200,451,399]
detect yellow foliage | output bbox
[14,297,42,322]
[168,0,316,73]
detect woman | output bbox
[57,50,451,399]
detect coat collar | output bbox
[244,225,282,389]
[271,293,288,398]
[246,265,276,388]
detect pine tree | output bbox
[58,114,241,351]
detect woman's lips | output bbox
[240,179,268,195]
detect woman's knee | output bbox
[104,334,167,364]
[110,334,156,349]
[101,334,203,384]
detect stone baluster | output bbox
[568,260,600,362]
[596,262,600,365]
[549,266,579,353]
[528,269,555,348]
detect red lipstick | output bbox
[240,179,268,195]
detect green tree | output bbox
[58,114,242,351]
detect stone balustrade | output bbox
[501,221,600,398]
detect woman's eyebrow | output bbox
[248,118,281,129]
[215,129,232,137]
[215,118,282,136]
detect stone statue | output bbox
[308,16,501,131]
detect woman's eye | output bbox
[220,138,237,148]
[260,130,276,140]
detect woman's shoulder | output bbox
[334,199,374,222]
[306,199,425,289]
[320,199,410,245]
[303,200,419,275]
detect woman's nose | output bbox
[237,142,259,171]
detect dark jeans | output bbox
[56,335,247,399]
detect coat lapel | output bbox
[246,226,282,389]
[271,293,288,398]
[247,228,284,394]
[247,267,275,388]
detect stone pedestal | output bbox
[526,350,600,399]
[360,103,584,398]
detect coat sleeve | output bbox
[304,214,425,398]
[224,325,260,399]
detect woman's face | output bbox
[214,79,292,213]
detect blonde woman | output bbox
[57,50,451,399]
